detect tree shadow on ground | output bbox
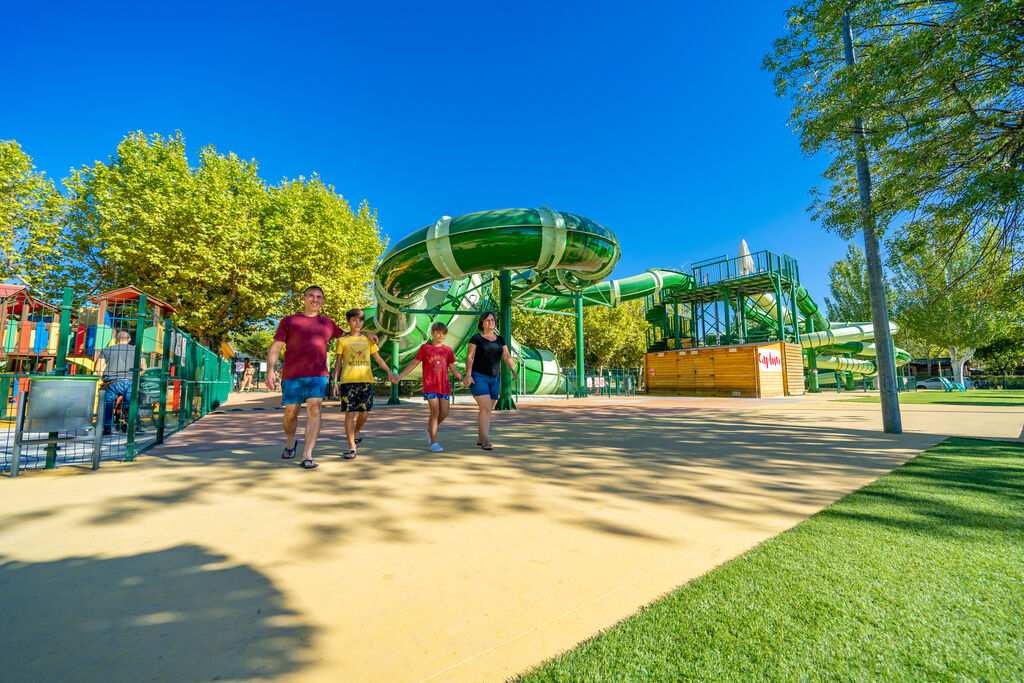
[0,544,314,681]
[3,405,959,554]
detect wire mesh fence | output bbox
[1,285,231,474]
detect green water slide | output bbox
[367,208,693,393]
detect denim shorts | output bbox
[281,376,329,405]
[469,371,501,400]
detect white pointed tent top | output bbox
[738,239,754,275]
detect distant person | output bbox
[331,308,397,459]
[396,322,463,452]
[239,360,255,392]
[464,312,517,451]
[96,330,147,435]
[266,286,345,470]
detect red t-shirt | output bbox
[273,314,343,379]
[416,343,456,395]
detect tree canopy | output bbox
[57,131,385,343]
[513,298,648,369]
[891,231,1016,381]
[0,141,67,289]
[825,244,874,321]
[764,1,1024,267]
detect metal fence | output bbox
[1,286,231,473]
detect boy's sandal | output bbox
[300,459,318,469]
[343,450,357,459]
[282,444,298,459]
[481,442,493,451]
[355,437,363,444]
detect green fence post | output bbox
[124,295,147,461]
[156,322,172,444]
[53,287,73,376]
[44,287,76,469]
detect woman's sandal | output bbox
[343,450,357,460]
[300,459,318,469]
[282,444,298,459]
[481,442,493,451]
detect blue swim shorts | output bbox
[423,392,451,401]
[469,371,501,400]
[281,376,329,405]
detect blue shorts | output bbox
[469,371,500,400]
[281,376,329,405]
[423,393,451,401]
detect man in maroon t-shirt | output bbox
[266,286,344,469]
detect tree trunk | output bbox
[925,346,933,377]
[949,346,976,384]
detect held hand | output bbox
[464,374,474,387]
[389,372,400,384]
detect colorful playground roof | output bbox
[0,284,59,315]
[88,286,177,316]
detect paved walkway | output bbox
[1,393,1021,681]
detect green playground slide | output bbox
[366,208,691,392]
[367,207,908,392]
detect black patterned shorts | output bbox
[339,382,373,412]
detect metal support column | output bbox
[496,270,517,410]
[574,293,587,397]
[773,276,785,342]
[806,318,820,392]
[388,337,401,405]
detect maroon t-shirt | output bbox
[416,343,456,395]
[273,314,343,379]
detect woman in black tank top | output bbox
[464,312,518,450]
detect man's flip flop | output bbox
[355,437,363,444]
[300,459,318,469]
[343,450,357,459]
[282,444,298,459]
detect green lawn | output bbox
[518,438,1024,681]
[838,389,1024,406]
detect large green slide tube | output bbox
[369,208,632,393]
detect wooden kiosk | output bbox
[645,341,804,398]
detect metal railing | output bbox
[690,250,799,288]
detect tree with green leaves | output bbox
[229,329,276,360]
[891,233,1015,383]
[513,298,648,370]
[974,329,1024,375]
[764,1,1024,268]
[60,131,385,344]
[0,140,67,289]
[824,244,873,321]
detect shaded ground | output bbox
[1,393,1021,681]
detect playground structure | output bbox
[362,209,910,403]
[1,285,232,472]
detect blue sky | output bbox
[3,0,856,300]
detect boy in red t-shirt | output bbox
[396,322,464,452]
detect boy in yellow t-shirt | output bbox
[331,308,397,459]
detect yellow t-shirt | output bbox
[335,334,380,384]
